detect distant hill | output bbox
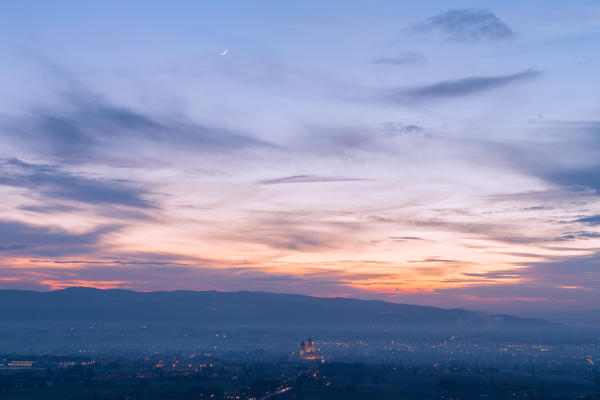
[0,287,561,331]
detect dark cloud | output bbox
[385,70,541,102]
[527,123,600,191]
[492,145,600,193]
[29,259,188,266]
[575,215,600,226]
[469,121,600,193]
[0,220,116,256]
[0,220,108,246]
[409,258,466,264]
[0,245,30,251]
[4,84,273,165]
[554,231,600,241]
[545,165,600,191]
[372,52,426,66]
[258,175,371,185]
[414,9,514,42]
[18,204,79,213]
[0,158,153,208]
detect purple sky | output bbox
[1,1,600,312]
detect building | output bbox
[299,337,320,360]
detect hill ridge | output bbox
[0,287,561,330]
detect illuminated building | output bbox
[299,337,320,360]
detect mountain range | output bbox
[0,287,563,331]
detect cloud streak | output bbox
[0,158,153,208]
[258,175,371,185]
[372,52,427,66]
[4,82,274,165]
[575,215,600,226]
[384,70,541,102]
[0,220,116,256]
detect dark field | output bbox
[1,356,599,400]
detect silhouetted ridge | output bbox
[0,287,561,330]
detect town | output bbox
[1,334,599,399]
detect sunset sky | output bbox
[1,0,599,311]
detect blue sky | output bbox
[1,1,600,312]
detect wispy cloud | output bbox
[3,81,274,165]
[554,231,600,241]
[0,220,116,256]
[372,52,427,66]
[575,214,600,226]
[222,221,343,252]
[384,70,541,102]
[0,158,153,208]
[409,258,467,264]
[258,175,371,185]
[409,218,547,245]
[29,258,188,265]
[388,236,428,242]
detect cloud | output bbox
[257,232,334,251]
[372,52,427,66]
[290,123,425,155]
[0,158,153,208]
[545,165,600,191]
[402,251,600,311]
[388,236,427,241]
[229,225,340,252]
[414,9,514,42]
[554,231,600,241]
[18,204,79,213]
[575,215,600,226]
[3,80,273,165]
[0,258,358,295]
[468,251,600,290]
[409,258,467,264]
[258,175,371,185]
[466,124,600,193]
[214,210,362,252]
[29,258,188,266]
[0,220,116,256]
[0,245,30,251]
[385,70,541,102]
[513,122,600,191]
[485,188,592,204]
[410,219,547,245]
[379,122,427,137]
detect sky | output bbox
[1,0,599,312]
